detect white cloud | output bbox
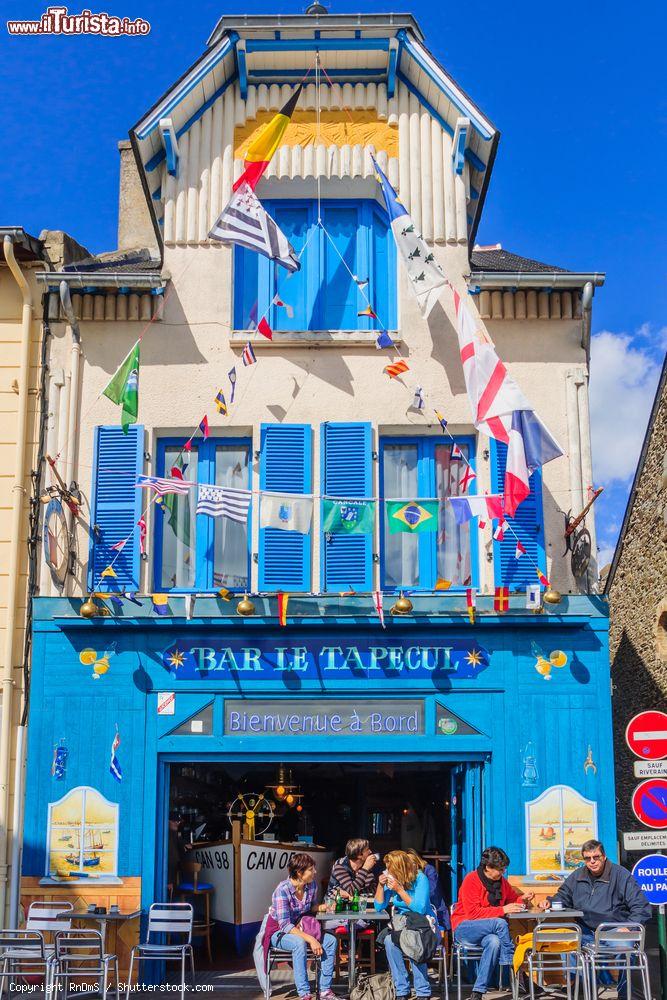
[589,330,662,483]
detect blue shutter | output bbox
[322,204,359,329]
[490,440,545,589]
[270,202,313,330]
[321,422,373,591]
[89,425,144,590]
[259,424,312,591]
[371,202,396,329]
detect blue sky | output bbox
[2,0,665,567]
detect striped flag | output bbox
[196,485,252,523]
[228,367,237,403]
[493,520,509,541]
[537,568,550,587]
[215,390,227,414]
[138,517,147,556]
[277,591,289,627]
[209,182,300,273]
[234,85,302,191]
[434,410,448,432]
[110,539,127,552]
[109,727,122,783]
[242,342,257,366]
[384,359,409,379]
[136,475,194,497]
[373,591,385,629]
[412,386,425,410]
[466,588,476,624]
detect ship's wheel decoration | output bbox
[227,792,274,840]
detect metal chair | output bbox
[0,930,51,1000]
[583,923,651,1000]
[51,929,119,1000]
[526,923,589,1000]
[126,903,194,1000]
[430,931,450,1000]
[177,860,214,963]
[26,900,73,955]
[265,943,321,1000]
[452,937,505,1000]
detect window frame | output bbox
[233,198,397,332]
[379,434,479,592]
[153,435,252,594]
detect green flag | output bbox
[103,341,139,433]
[322,499,375,534]
[386,500,439,533]
[163,454,192,548]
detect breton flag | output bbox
[234,85,302,191]
[209,181,300,273]
[242,342,257,366]
[372,157,446,316]
[136,475,195,498]
[196,485,252,523]
[109,728,122,783]
[448,494,504,525]
[453,290,562,516]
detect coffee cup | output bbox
[551,901,563,911]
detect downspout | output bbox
[0,236,34,921]
[59,281,81,598]
[581,281,594,361]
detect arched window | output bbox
[525,785,597,875]
[46,786,119,883]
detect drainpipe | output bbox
[0,236,34,922]
[581,281,594,361]
[59,281,81,597]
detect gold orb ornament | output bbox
[80,596,102,619]
[543,587,562,605]
[236,593,256,617]
[391,592,413,616]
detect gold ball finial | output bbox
[236,593,256,617]
[543,587,562,605]
[80,595,101,619]
[391,592,414,616]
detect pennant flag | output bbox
[103,341,140,434]
[376,330,395,349]
[277,591,289,627]
[138,517,147,556]
[459,465,476,493]
[261,493,313,533]
[537,568,550,587]
[184,439,192,453]
[493,519,509,542]
[209,181,301,272]
[258,317,273,340]
[228,368,237,403]
[505,408,563,517]
[384,360,409,379]
[494,586,510,612]
[448,495,504,525]
[242,341,257,366]
[353,275,369,289]
[101,565,117,579]
[273,295,294,319]
[234,85,303,191]
[466,587,476,624]
[412,386,425,411]
[435,578,452,591]
[526,584,542,610]
[110,539,127,553]
[372,157,446,316]
[109,727,122,783]
[136,475,195,498]
[196,484,252,523]
[478,519,487,530]
[108,594,124,610]
[358,305,378,319]
[123,591,143,607]
[185,594,196,621]
[151,594,170,616]
[386,500,438,533]
[217,587,232,602]
[373,591,385,629]
[322,499,375,534]
[450,443,464,461]
[198,415,209,439]
[434,410,448,432]
[215,390,227,414]
[170,464,184,480]
[515,540,527,559]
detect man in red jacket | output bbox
[452,846,534,1000]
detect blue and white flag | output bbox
[372,157,447,317]
[260,492,313,533]
[109,727,122,783]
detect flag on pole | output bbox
[277,591,289,627]
[448,495,504,525]
[450,443,464,462]
[372,157,446,316]
[103,341,140,433]
[198,415,210,439]
[209,182,301,272]
[215,390,227,414]
[384,360,409,379]
[109,727,122,782]
[234,85,303,191]
[242,342,257,366]
[228,367,237,403]
[257,317,273,340]
[376,330,395,349]
[373,591,385,629]
[494,586,509,612]
[273,295,294,319]
[459,465,476,493]
[466,588,476,624]
[537,568,550,587]
[493,520,509,542]
[515,541,526,559]
[412,386,425,410]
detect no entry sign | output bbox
[631,854,667,905]
[626,711,667,760]
[632,779,667,829]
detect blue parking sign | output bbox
[631,853,667,905]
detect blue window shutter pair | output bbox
[490,440,545,589]
[259,424,312,591]
[321,422,373,591]
[89,425,144,590]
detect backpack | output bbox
[379,910,439,964]
[350,971,396,1000]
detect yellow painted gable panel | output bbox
[235,110,398,160]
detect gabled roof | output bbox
[471,246,570,274]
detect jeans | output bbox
[454,918,515,993]
[384,933,431,998]
[270,930,337,997]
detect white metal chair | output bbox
[451,905,504,1000]
[583,923,651,1000]
[0,930,51,1000]
[51,928,119,1000]
[26,899,73,955]
[126,903,194,1000]
[526,923,589,1000]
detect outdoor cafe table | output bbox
[56,908,142,955]
[316,909,390,990]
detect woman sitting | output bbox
[375,849,435,999]
[406,848,451,932]
[268,852,337,1000]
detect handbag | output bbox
[350,971,396,1000]
[299,914,322,941]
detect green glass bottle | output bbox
[351,889,360,913]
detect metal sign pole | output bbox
[659,904,667,1000]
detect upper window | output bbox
[234,199,396,332]
[380,438,477,590]
[155,438,251,593]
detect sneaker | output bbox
[320,992,337,1000]
[471,992,485,1000]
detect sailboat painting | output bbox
[44,786,120,884]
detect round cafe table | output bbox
[317,908,389,990]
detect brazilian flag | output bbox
[386,500,439,533]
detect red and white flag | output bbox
[515,540,527,559]
[373,591,385,629]
[138,516,147,556]
[466,587,476,624]
[459,465,476,493]
[493,520,509,542]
